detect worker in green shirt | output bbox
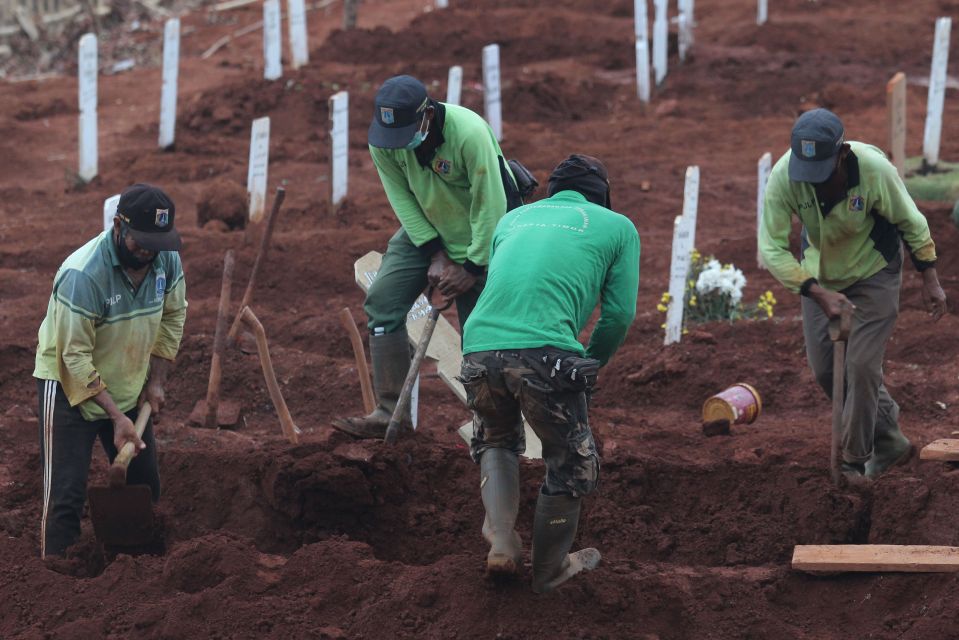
[460,155,639,592]
[334,75,521,439]
[33,184,187,558]
[759,109,947,483]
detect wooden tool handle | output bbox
[339,307,376,414]
[241,306,300,444]
[828,300,853,343]
[110,402,152,487]
[385,307,441,445]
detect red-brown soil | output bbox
[2,0,959,638]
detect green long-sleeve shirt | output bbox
[369,103,509,268]
[462,190,640,366]
[33,231,187,421]
[759,141,937,293]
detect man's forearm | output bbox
[91,387,126,422]
[148,355,172,387]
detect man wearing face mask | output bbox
[760,109,947,483]
[33,183,187,558]
[333,74,521,439]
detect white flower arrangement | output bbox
[694,259,747,306]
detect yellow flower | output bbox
[682,328,689,335]
[661,292,671,303]
[766,307,773,318]
[657,303,668,313]
[660,323,667,329]
[688,279,695,289]
[689,296,697,307]
[691,248,701,262]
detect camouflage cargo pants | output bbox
[460,349,600,497]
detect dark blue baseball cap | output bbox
[368,75,431,149]
[789,108,845,183]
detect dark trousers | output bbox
[800,251,903,463]
[461,349,600,498]
[36,379,160,558]
[364,228,484,335]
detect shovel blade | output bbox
[87,484,154,547]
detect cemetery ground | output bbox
[2,0,959,637]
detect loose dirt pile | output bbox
[1,0,959,638]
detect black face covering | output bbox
[546,155,612,208]
[116,225,155,270]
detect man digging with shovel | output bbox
[460,155,639,592]
[333,75,521,439]
[33,184,187,558]
[760,109,947,483]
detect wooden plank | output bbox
[920,439,959,461]
[887,72,906,178]
[792,545,959,573]
[354,251,543,459]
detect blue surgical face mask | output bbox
[405,114,430,150]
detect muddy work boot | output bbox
[332,330,411,439]
[480,448,523,577]
[531,492,601,594]
[865,426,913,479]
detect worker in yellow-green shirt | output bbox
[333,75,522,439]
[33,183,187,558]
[759,109,947,483]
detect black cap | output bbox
[547,154,611,208]
[368,75,431,149]
[789,108,845,183]
[116,183,181,251]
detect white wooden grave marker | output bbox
[329,91,349,206]
[665,166,700,346]
[679,0,694,25]
[635,0,650,103]
[263,0,282,81]
[887,72,906,177]
[247,116,270,222]
[757,0,767,26]
[483,43,502,141]
[756,152,771,269]
[922,17,951,168]
[158,18,180,150]
[446,65,463,106]
[102,194,120,233]
[354,251,543,459]
[78,33,98,182]
[653,0,668,86]
[288,0,309,69]
[436,0,448,7]
[678,13,692,63]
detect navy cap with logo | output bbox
[116,183,182,251]
[368,75,431,149]
[789,108,845,183]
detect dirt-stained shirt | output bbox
[462,190,640,366]
[759,141,937,293]
[369,103,509,268]
[33,231,187,421]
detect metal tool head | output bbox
[87,484,155,547]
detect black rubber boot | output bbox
[480,448,522,576]
[332,329,411,439]
[865,423,912,479]
[531,492,601,594]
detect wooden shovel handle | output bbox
[828,300,852,486]
[828,300,853,342]
[112,402,152,477]
[385,306,441,445]
[339,307,376,414]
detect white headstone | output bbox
[263,0,282,81]
[158,18,180,149]
[78,33,98,182]
[757,0,767,25]
[653,0,668,86]
[635,0,650,103]
[482,43,502,141]
[436,0,448,7]
[664,166,700,346]
[923,17,951,168]
[446,65,463,105]
[102,194,120,232]
[247,117,271,222]
[756,152,772,269]
[288,0,309,69]
[678,13,692,62]
[679,0,694,25]
[330,91,349,206]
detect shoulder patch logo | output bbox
[801,140,816,158]
[380,107,394,125]
[435,158,451,175]
[155,208,169,226]
[849,195,864,212]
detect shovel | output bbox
[384,289,453,445]
[828,302,853,486]
[88,402,155,546]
